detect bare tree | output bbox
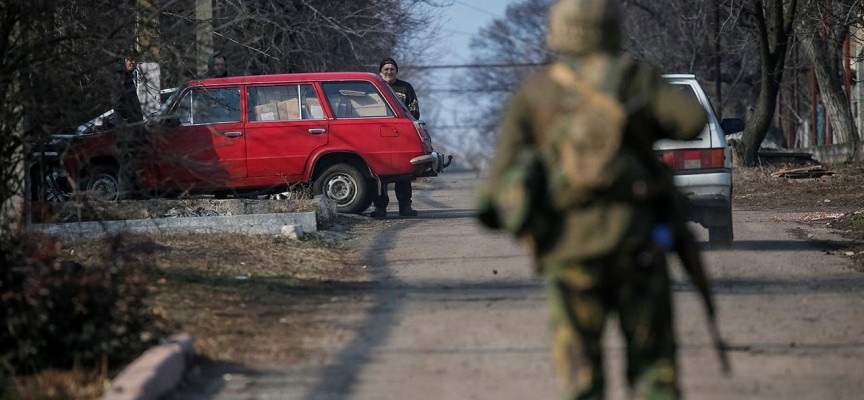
[733,0,799,166]
[449,0,553,165]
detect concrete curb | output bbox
[29,212,318,238]
[101,333,195,400]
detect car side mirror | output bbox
[161,115,182,127]
[721,118,745,134]
[147,115,181,130]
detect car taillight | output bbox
[413,121,433,152]
[413,121,430,139]
[659,148,726,170]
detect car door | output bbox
[320,80,399,174]
[155,86,247,188]
[245,84,329,182]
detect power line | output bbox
[423,88,513,93]
[426,125,493,130]
[364,62,548,70]
[453,0,503,18]
[409,62,548,70]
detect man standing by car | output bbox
[114,57,145,198]
[476,0,719,398]
[372,57,419,217]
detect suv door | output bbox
[155,86,246,188]
[245,84,329,182]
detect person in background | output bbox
[113,56,145,198]
[114,57,143,124]
[207,52,229,78]
[371,57,419,217]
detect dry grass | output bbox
[11,369,107,400]
[733,163,864,211]
[12,223,370,398]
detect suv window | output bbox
[173,87,241,125]
[321,81,394,118]
[674,83,698,99]
[248,84,325,122]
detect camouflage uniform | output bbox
[477,0,708,399]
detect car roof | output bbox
[189,71,382,86]
[662,74,697,80]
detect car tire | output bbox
[708,208,734,248]
[81,165,122,202]
[312,163,372,214]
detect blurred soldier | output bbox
[477,0,717,398]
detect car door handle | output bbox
[224,131,243,138]
[308,128,326,135]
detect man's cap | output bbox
[380,57,398,72]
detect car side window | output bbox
[248,84,325,122]
[174,87,241,125]
[675,84,698,99]
[321,81,394,118]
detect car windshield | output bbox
[155,86,185,116]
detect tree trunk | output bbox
[735,0,797,166]
[739,76,782,165]
[798,33,860,161]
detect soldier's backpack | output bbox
[539,62,649,210]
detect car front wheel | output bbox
[312,163,372,214]
[81,165,121,202]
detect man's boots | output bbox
[398,204,418,217]
[370,207,387,218]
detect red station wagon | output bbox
[62,72,450,214]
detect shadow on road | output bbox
[700,239,849,252]
[300,219,421,400]
[672,276,864,295]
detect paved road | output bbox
[178,172,864,399]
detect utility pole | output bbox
[137,0,160,59]
[137,0,162,116]
[196,0,213,78]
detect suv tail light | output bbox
[659,148,726,170]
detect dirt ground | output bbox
[12,216,372,400]
[734,162,864,270]
[13,163,864,399]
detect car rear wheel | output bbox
[708,208,733,248]
[81,165,122,202]
[312,163,372,214]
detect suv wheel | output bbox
[708,207,734,248]
[312,163,372,214]
[81,165,121,202]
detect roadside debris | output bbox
[771,165,835,179]
[281,224,305,240]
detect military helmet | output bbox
[546,0,623,55]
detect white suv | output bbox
[655,75,743,247]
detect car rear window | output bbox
[321,81,394,118]
[675,83,698,99]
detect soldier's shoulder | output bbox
[513,69,561,99]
